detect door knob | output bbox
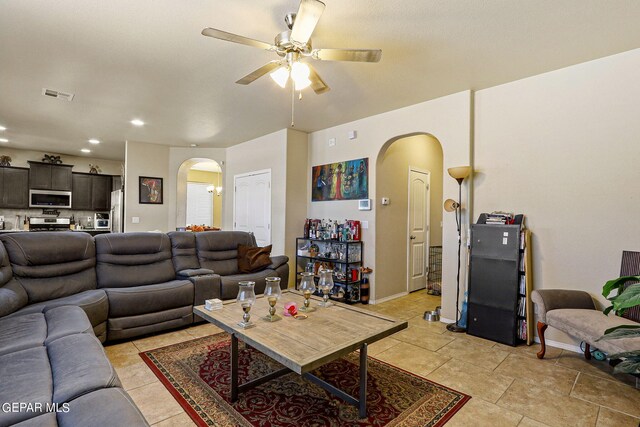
[409,235,416,240]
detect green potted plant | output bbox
[596,275,640,374]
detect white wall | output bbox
[124,140,170,232]
[224,129,288,255]
[0,147,123,175]
[307,91,472,319]
[474,48,640,345]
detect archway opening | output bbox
[375,133,444,304]
[176,158,224,230]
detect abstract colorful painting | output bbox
[312,158,368,201]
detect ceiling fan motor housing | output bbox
[275,30,312,56]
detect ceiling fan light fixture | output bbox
[294,76,312,91]
[270,66,290,88]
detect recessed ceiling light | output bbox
[0,138,8,143]
[190,144,198,147]
[0,126,6,131]
[130,119,144,127]
[81,148,91,153]
[88,139,100,144]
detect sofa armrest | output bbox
[176,268,215,277]
[181,273,222,306]
[0,280,28,318]
[267,255,289,270]
[531,289,596,323]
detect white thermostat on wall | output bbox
[358,199,372,211]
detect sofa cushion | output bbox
[0,313,46,357]
[48,333,120,404]
[547,308,640,354]
[0,232,97,304]
[104,280,194,318]
[0,347,53,426]
[219,269,276,300]
[12,412,58,426]
[12,289,109,328]
[107,306,194,341]
[238,244,272,273]
[167,231,200,272]
[57,387,149,427]
[195,231,255,276]
[95,233,177,288]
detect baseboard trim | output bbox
[370,292,408,305]
[533,337,582,354]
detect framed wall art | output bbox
[312,158,368,202]
[139,176,163,204]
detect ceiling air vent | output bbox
[41,88,75,101]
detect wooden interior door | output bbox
[408,169,430,292]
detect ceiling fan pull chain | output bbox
[291,84,295,127]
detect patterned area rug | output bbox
[140,333,470,426]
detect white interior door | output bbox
[233,170,271,246]
[186,182,213,226]
[408,168,430,292]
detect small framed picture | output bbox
[139,176,163,204]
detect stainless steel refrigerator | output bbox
[110,190,124,233]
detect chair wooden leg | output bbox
[584,343,592,360]
[536,321,548,359]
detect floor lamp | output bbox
[445,166,471,333]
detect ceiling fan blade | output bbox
[307,64,330,94]
[236,61,282,85]
[290,0,326,45]
[312,48,382,63]
[201,27,276,51]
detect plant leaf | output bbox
[603,305,614,316]
[602,275,640,298]
[609,350,640,359]
[611,283,640,312]
[612,358,640,375]
[597,326,640,341]
[603,324,640,335]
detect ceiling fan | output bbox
[201,0,382,94]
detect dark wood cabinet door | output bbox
[29,163,51,189]
[72,174,92,210]
[91,175,112,211]
[51,165,72,191]
[1,168,29,208]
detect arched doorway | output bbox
[375,133,444,303]
[176,158,224,230]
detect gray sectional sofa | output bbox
[0,230,288,426]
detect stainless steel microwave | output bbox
[29,190,72,208]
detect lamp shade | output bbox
[444,199,460,212]
[447,166,472,181]
[270,66,289,88]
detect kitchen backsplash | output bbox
[0,208,107,230]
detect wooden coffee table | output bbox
[193,290,407,418]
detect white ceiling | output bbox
[1,1,639,161]
[191,161,221,173]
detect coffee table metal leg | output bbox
[359,342,368,418]
[231,334,238,402]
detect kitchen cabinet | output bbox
[0,167,29,208]
[28,162,73,191]
[72,173,112,211]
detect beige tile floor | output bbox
[105,291,640,426]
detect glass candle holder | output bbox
[299,272,316,312]
[317,269,335,307]
[237,281,256,328]
[264,277,282,322]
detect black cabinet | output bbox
[72,173,112,211]
[72,174,93,210]
[467,223,530,346]
[0,167,29,208]
[91,175,111,211]
[28,162,73,191]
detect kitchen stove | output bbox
[29,217,71,232]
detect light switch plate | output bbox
[132,217,140,224]
[328,137,336,147]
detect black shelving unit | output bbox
[295,237,363,304]
[467,219,531,346]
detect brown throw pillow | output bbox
[238,244,272,273]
